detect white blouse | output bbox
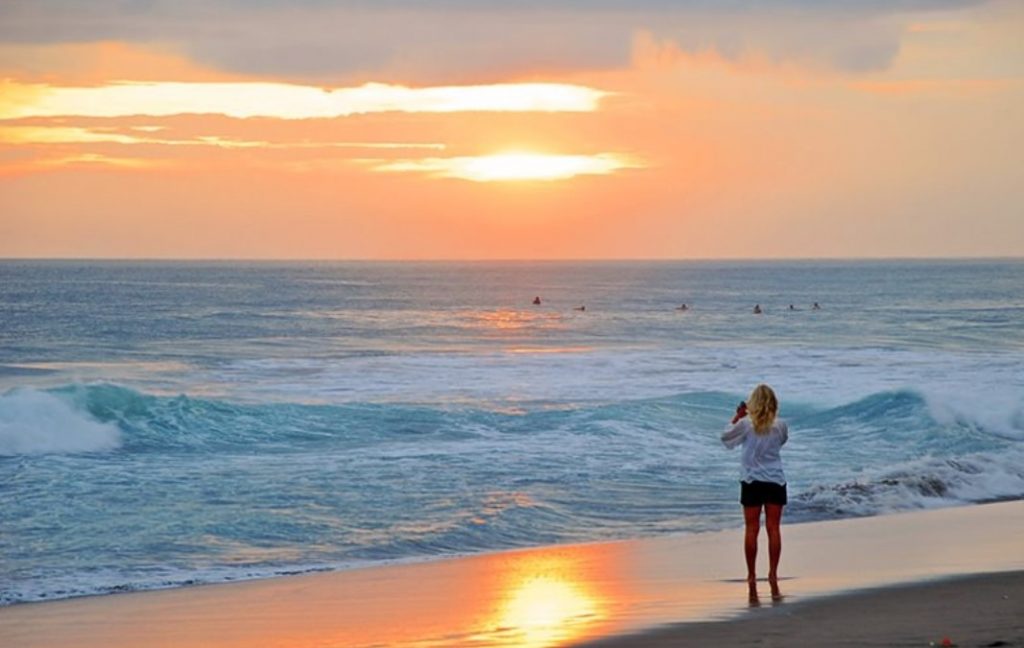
[721,417,789,485]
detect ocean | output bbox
[1,259,1022,605]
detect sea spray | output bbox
[0,388,121,455]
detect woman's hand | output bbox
[731,401,748,424]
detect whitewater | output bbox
[1,259,1022,605]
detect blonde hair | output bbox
[748,384,778,435]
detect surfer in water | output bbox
[753,304,763,314]
[532,296,541,305]
[721,384,788,601]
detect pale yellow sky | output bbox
[0,1,1022,259]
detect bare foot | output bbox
[748,586,761,607]
[768,574,782,600]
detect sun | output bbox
[373,151,640,182]
[457,153,617,182]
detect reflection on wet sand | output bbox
[747,578,785,609]
[493,569,602,646]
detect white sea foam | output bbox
[200,346,1023,418]
[791,445,1024,519]
[922,386,1024,440]
[0,388,121,455]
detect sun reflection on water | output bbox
[465,308,564,333]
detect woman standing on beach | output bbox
[721,384,788,598]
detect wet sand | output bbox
[2,500,1022,647]
[582,571,1024,647]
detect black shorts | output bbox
[740,480,787,507]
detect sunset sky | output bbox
[1,0,1021,259]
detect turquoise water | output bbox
[1,260,1022,604]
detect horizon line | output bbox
[1,255,1021,263]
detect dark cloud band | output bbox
[0,0,990,80]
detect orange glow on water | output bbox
[466,309,565,334]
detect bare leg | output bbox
[765,503,784,597]
[743,505,761,593]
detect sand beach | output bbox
[2,500,1022,647]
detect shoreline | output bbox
[5,497,1020,610]
[2,500,1023,647]
[8,494,1015,610]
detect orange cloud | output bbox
[0,151,164,176]
[0,125,142,145]
[39,153,157,169]
[0,124,446,151]
[0,80,609,120]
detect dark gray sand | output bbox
[581,570,1024,648]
